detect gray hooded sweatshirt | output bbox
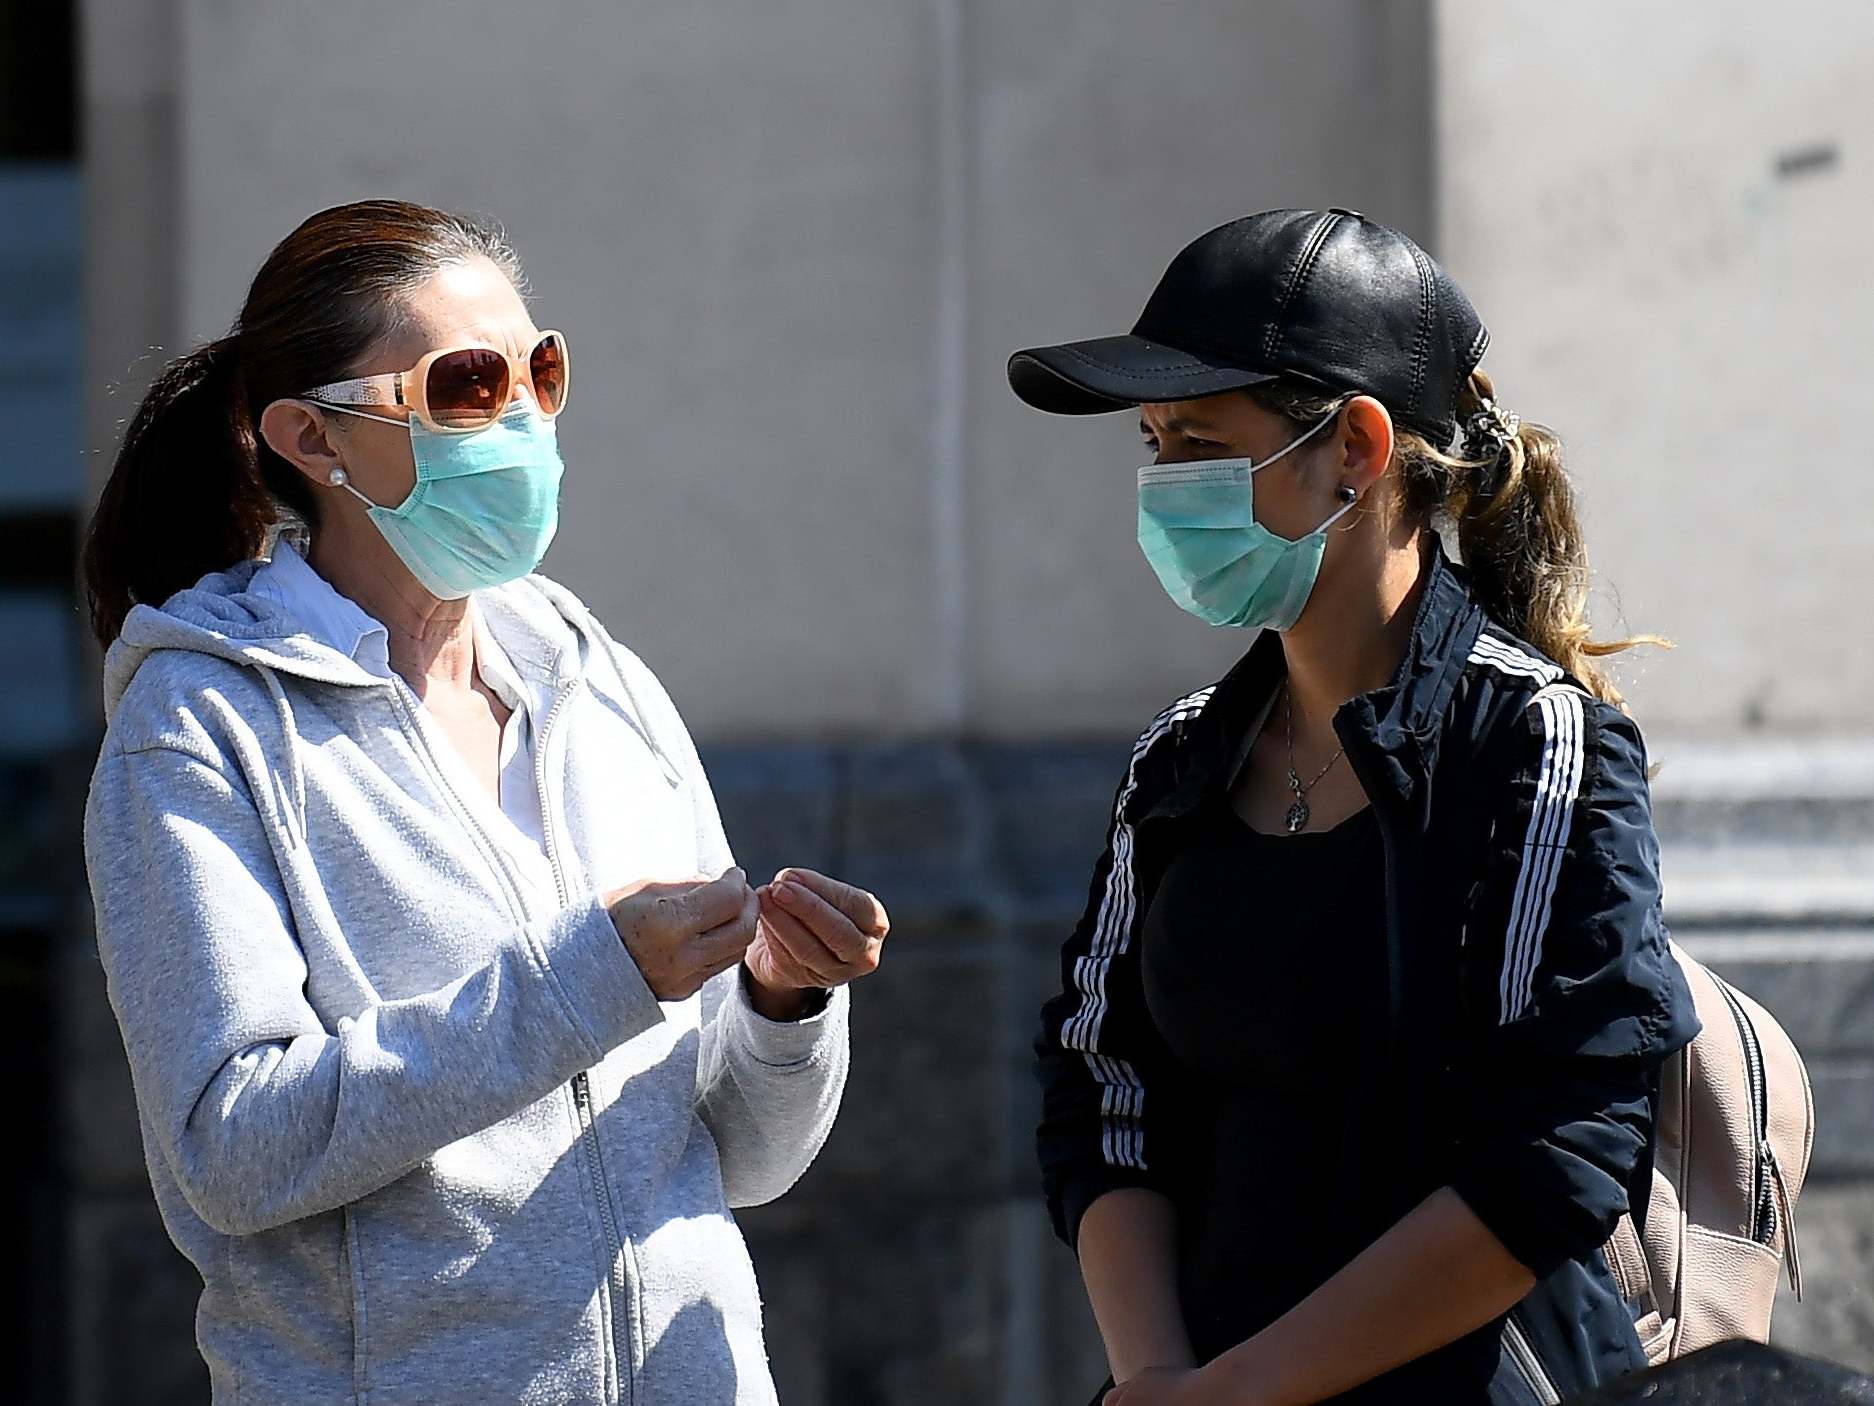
[84,561,849,1406]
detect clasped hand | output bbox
[604,867,889,1008]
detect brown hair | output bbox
[1248,373,1665,710]
[82,199,523,646]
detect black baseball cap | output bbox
[1007,208,1488,444]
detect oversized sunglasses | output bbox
[300,330,569,434]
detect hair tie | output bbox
[1462,397,1521,464]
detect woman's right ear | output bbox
[258,399,346,488]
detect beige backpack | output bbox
[1603,942,1814,1364]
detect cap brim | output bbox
[1007,334,1276,415]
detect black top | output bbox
[1039,549,1698,1404]
[1139,787,1498,1401]
[1140,789,1388,1350]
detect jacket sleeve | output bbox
[1035,701,1202,1251]
[1448,689,1700,1278]
[694,970,850,1207]
[86,741,667,1237]
[596,630,853,1209]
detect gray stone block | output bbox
[55,942,149,1195]
[1040,1218,1108,1403]
[738,1221,828,1405]
[1676,936,1874,1177]
[703,743,845,888]
[1772,1182,1874,1375]
[1686,934,1874,1057]
[836,744,1002,921]
[788,934,1017,1208]
[65,1194,206,1406]
[1656,796,1874,851]
[979,742,1129,913]
[744,1203,1098,1406]
[1804,1062,1874,1180]
[802,1201,1015,1406]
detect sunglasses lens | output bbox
[529,334,568,417]
[426,348,511,428]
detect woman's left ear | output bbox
[259,398,348,488]
[1336,394,1395,497]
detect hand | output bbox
[1103,1366,1217,1406]
[604,869,758,1001]
[744,869,889,1000]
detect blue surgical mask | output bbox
[1135,409,1354,631]
[330,400,565,599]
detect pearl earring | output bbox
[328,468,348,487]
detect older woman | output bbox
[81,199,885,1406]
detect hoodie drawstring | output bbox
[603,662,685,788]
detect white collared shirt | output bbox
[250,543,555,892]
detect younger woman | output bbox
[1015,208,1698,1405]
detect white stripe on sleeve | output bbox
[1498,683,1588,1022]
[1059,686,1214,1169]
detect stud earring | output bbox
[1337,485,1357,504]
[328,468,348,487]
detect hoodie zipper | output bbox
[533,678,643,1406]
[1502,1314,1561,1405]
[385,681,534,924]
[387,673,637,1404]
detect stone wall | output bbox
[58,734,1874,1403]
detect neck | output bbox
[306,524,477,697]
[1280,527,1433,731]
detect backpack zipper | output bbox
[1502,1314,1561,1405]
[1712,973,1802,1293]
[1711,975,1774,1243]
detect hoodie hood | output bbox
[101,559,597,723]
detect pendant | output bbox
[1284,766,1309,834]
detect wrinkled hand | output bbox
[1103,1366,1217,1406]
[744,869,889,999]
[604,869,758,1001]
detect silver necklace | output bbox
[1283,683,1346,834]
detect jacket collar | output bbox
[1152,544,1485,816]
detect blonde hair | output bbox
[1247,373,1666,711]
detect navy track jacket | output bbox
[1035,547,1701,1401]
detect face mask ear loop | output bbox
[1313,490,1362,536]
[325,465,387,512]
[336,479,383,511]
[311,400,412,512]
[1246,405,1344,475]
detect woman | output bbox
[1013,209,1699,1405]
[82,199,887,1406]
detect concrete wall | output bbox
[1436,0,1874,737]
[67,2,1874,1402]
[166,0,1431,740]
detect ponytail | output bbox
[1432,370,1665,710]
[81,199,524,648]
[82,337,283,647]
[1247,372,1664,712]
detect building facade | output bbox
[46,1,1874,1400]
